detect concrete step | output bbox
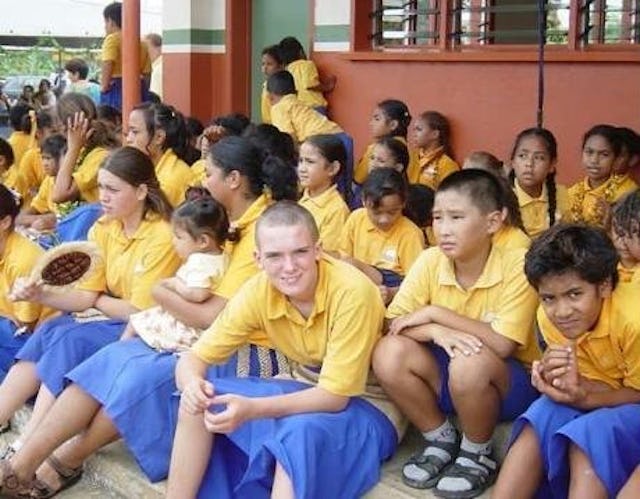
[7,407,512,498]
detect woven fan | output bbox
[29,241,100,290]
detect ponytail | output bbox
[545,172,558,226]
[144,176,173,221]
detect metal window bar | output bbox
[370,0,441,46]
[577,0,639,43]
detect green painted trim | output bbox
[163,29,225,46]
[314,24,350,42]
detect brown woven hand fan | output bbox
[29,241,100,290]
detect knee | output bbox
[372,335,413,383]
[447,351,495,395]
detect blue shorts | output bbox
[430,345,538,421]
[376,268,403,288]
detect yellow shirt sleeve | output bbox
[270,99,298,142]
[102,33,119,63]
[192,276,264,364]
[261,84,272,124]
[386,249,434,318]
[73,148,108,203]
[354,143,375,185]
[30,177,53,214]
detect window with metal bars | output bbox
[370,0,639,48]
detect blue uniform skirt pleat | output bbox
[0,317,28,381]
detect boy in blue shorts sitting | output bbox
[494,224,640,498]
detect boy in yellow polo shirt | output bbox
[267,70,354,199]
[167,202,397,499]
[373,169,539,498]
[340,167,424,304]
[494,224,640,499]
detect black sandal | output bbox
[402,433,460,489]
[30,455,83,499]
[433,449,498,499]
[0,459,33,498]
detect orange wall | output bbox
[315,53,640,185]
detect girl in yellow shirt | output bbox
[355,99,415,185]
[0,185,53,383]
[0,137,298,496]
[411,110,459,188]
[568,124,638,227]
[126,102,195,207]
[297,134,350,254]
[508,128,569,238]
[259,45,284,124]
[611,190,640,285]
[0,147,180,478]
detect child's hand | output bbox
[203,394,255,434]
[532,356,587,407]
[180,378,215,415]
[540,344,572,385]
[431,325,483,358]
[388,315,414,335]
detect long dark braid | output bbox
[545,171,558,226]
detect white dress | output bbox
[129,252,227,352]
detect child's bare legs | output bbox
[5,385,102,484]
[166,407,214,499]
[271,462,294,499]
[373,336,456,488]
[19,385,56,444]
[493,426,542,499]
[567,444,607,499]
[436,348,509,494]
[0,361,41,427]
[35,407,119,491]
[618,466,640,499]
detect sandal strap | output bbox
[404,437,460,475]
[46,455,82,480]
[0,459,32,498]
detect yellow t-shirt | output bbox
[72,147,109,203]
[192,256,385,397]
[260,82,271,124]
[493,225,531,251]
[154,149,195,207]
[270,94,342,144]
[538,285,640,389]
[215,194,270,299]
[18,148,45,199]
[101,31,151,77]
[617,262,640,285]
[354,137,420,185]
[286,59,327,109]
[80,214,180,310]
[299,185,349,253]
[514,181,570,238]
[189,159,206,187]
[340,208,425,276]
[567,174,638,227]
[387,245,540,365]
[7,131,33,170]
[0,232,54,325]
[30,176,58,215]
[411,147,459,189]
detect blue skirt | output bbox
[194,377,397,499]
[67,339,287,482]
[100,78,150,111]
[56,203,102,243]
[549,404,640,497]
[16,314,126,396]
[0,318,29,381]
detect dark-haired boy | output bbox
[494,224,640,498]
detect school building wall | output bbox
[161,0,640,186]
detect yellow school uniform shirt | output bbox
[538,285,640,389]
[189,159,206,187]
[80,214,180,311]
[101,32,151,77]
[493,225,531,251]
[286,59,327,109]
[260,83,272,124]
[567,174,638,227]
[18,148,45,198]
[299,185,349,253]
[155,148,195,207]
[387,245,540,365]
[340,208,425,276]
[617,262,640,285]
[270,94,342,144]
[7,131,33,169]
[354,137,420,185]
[215,194,270,299]
[0,232,54,326]
[30,176,58,215]
[72,147,109,203]
[193,255,385,397]
[514,181,570,238]
[411,146,459,189]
